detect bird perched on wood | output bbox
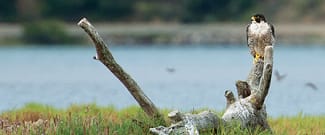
[247,14,275,63]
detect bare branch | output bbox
[236,80,251,99]
[78,18,162,119]
[256,46,273,109]
[225,90,236,108]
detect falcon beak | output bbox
[251,16,255,21]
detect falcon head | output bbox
[251,14,266,23]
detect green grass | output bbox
[269,113,325,135]
[0,103,324,135]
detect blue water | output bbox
[0,45,324,117]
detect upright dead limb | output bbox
[150,46,273,134]
[77,18,164,121]
[222,46,273,130]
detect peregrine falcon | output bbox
[246,14,275,63]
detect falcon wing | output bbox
[246,23,251,46]
[269,23,275,38]
[268,22,276,46]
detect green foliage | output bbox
[22,20,78,44]
[270,113,325,134]
[182,0,256,22]
[42,0,98,21]
[0,103,165,134]
[182,0,218,22]
[98,0,135,20]
[0,0,17,21]
[15,102,59,113]
[1,0,259,23]
[134,2,183,22]
[42,0,135,21]
[1,103,324,134]
[3,0,325,23]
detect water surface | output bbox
[0,45,324,117]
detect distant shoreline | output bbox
[1,23,325,45]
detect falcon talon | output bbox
[253,53,261,63]
[255,53,261,59]
[254,58,258,64]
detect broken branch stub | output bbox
[236,80,251,99]
[77,18,163,119]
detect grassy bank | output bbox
[0,103,324,134]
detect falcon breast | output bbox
[246,14,275,62]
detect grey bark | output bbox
[77,18,163,120]
[225,90,235,109]
[150,46,273,134]
[150,110,221,135]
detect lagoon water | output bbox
[0,45,324,117]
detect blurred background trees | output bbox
[0,0,17,22]
[1,0,325,44]
[22,20,79,44]
[1,0,325,23]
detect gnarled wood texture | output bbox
[150,110,221,135]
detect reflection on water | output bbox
[0,45,324,117]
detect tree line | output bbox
[1,0,257,23]
[1,0,324,23]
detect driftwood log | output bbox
[78,18,273,134]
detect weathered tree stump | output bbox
[150,46,273,134]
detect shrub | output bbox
[22,20,77,44]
